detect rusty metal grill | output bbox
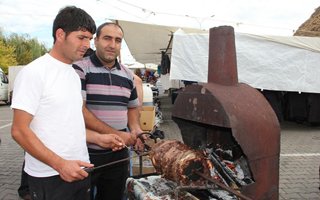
[172,26,281,200]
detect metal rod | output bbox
[194,171,252,200]
[84,152,149,173]
[139,154,143,175]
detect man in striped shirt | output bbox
[73,22,143,200]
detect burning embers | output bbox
[206,143,254,190]
[132,139,254,200]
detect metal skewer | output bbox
[84,152,149,173]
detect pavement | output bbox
[0,94,320,200]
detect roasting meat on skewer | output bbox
[149,140,210,185]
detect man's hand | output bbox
[55,159,93,182]
[118,131,137,146]
[96,134,126,151]
[131,130,147,152]
[134,139,145,152]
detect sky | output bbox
[0,0,319,48]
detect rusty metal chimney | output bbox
[208,26,238,85]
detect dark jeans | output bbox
[18,161,30,198]
[28,174,90,200]
[88,148,129,200]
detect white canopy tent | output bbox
[119,38,145,69]
[117,20,207,65]
[145,63,158,70]
[170,30,320,93]
[116,20,207,88]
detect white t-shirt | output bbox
[11,53,89,177]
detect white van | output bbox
[0,68,9,104]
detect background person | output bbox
[133,74,143,110]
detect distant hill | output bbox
[294,6,320,37]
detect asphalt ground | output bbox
[0,94,319,200]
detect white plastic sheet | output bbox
[170,31,320,93]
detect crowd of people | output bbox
[133,68,158,85]
[11,6,145,200]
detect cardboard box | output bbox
[131,152,156,176]
[132,166,156,176]
[140,106,155,131]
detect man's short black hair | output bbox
[52,6,96,43]
[96,22,124,38]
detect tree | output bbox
[6,33,33,65]
[29,38,48,60]
[0,28,49,73]
[0,40,17,74]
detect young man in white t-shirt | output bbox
[11,6,125,200]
